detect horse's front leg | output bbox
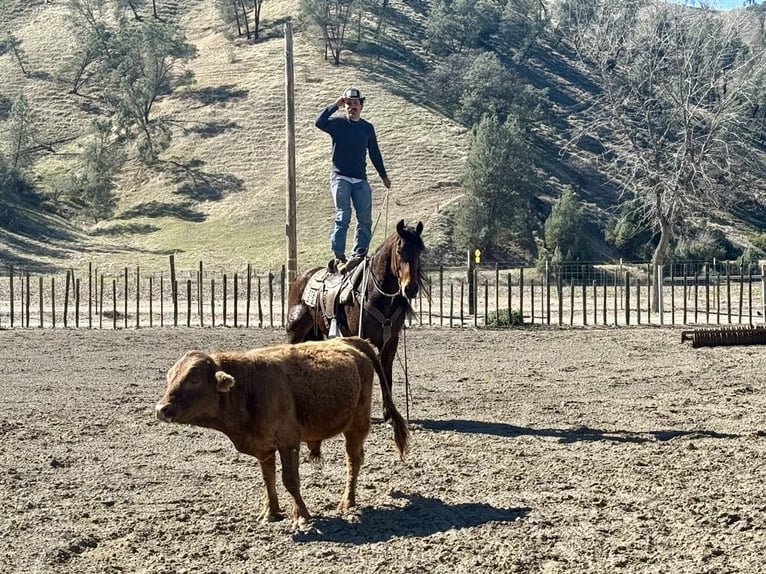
[379,336,399,422]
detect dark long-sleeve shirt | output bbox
[315,104,387,181]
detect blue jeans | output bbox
[330,176,372,259]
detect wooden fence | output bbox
[0,258,764,329]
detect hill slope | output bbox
[3,0,766,275]
[0,0,468,274]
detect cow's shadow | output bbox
[293,492,529,543]
[412,419,740,444]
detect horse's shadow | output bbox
[412,419,740,444]
[293,491,529,543]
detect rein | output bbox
[358,251,409,343]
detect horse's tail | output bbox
[340,336,409,460]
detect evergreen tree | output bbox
[543,186,586,263]
[457,115,539,256]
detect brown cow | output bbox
[155,336,409,527]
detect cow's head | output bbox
[155,351,236,425]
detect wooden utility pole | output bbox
[285,21,298,284]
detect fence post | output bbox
[211,278,216,327]
[170,255,178,327]
[670,264,675,325]
[507,272,512,326]
[38,276,43,328]
[51,277,56,329]
[519,268,524,322]
[569,280,574,326]
[246,263,252,328]
[657,265,664,325]
[748,266,753,325]
[427,274,432,326]
[75,277,80,328]
[234,273,239,328]
[694,265,698,324]
[624,271,630,326]
[439,265,444,327]
[64,270,71,329]
[738,263,744,324]
[223,274,228,327]
[581,271,587,326]
[449,282,454,328]
[545,263,551,326]
[25,272,30,327]
[495,264,499,322]
[467,250,475,315]
[149,276,153,328]
[99,275,104,329]
[9,265,14,328]
[726,264,731,324]
[88,263,93,329]
[706,264,711,324]
[198,261,204,327]
[187,279,192,328]
[646,263,652,325]
[268,272,275,328]
[258,275,263,328]
[281,265,286,328]
[136,267,141,328]
[762,265,766,324]
[593,280,598,325]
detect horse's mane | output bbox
[373,223,427,307]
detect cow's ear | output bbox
[214,370,236,392]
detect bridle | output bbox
[357,237,420,342]
[367,234,422,299]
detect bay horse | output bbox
[286,220,425,420]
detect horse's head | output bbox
[390,219,425,300]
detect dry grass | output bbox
[0,0,468,274]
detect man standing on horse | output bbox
[315,87,391,274]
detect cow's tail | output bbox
[341,337,409,460]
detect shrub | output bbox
[736,247,762,273]
[485,308,524,327]
[749,231,766,252]
[673,228,738,261]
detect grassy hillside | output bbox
[3,0,766,276]
[0,0,468,274]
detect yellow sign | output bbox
[474,249,481,264]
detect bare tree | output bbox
[252,0,264,39]
[3,33,29,76]
[564,1,766,310]
[300,0,355,65]
[5,96,36,170]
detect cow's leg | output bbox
[257,452,282,522]
[379,336,399,422]
[278,446,311,526]
[338,418,369,512]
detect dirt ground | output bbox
[1,326,764,574]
